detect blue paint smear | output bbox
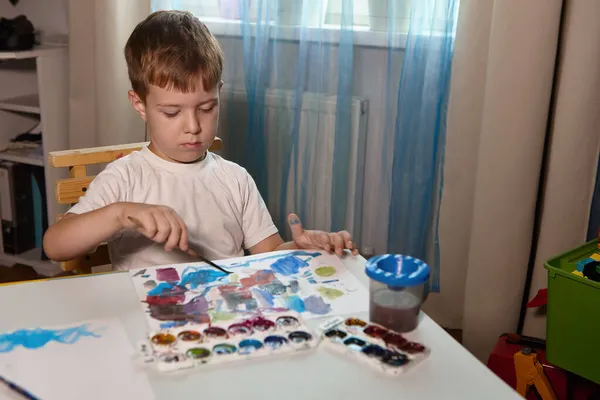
[304,295,331,315]
[160,321,186,329]
[141,274,150,278]
[285,295,305,313]
[253,288,275,307]
[321,279,340,284]
[270,255,309,276]
[229,250,321,269]
[179,267,228,289]
[0,324,100,352]
[147,282,176,296]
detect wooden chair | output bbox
[48,138,223,274]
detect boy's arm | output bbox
[248,214,357,256]
[42,204,125,261]
[43,202,191,261]
[43,162,128,261]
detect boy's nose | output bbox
[184,114,201,134]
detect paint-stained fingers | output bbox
[329,233,345,256]
[287,213,304,239]
[149,209,171,244]
[338,230,359,255]
[162,211,182,252]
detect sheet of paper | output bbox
[0,318,155,400]
[129,250,369,330]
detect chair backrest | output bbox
[48,138,223,274]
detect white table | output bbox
[0,255,521,400]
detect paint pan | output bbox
[178,330,202,342]
[203,327,227,339]
[213,343,237,355]
[320,316,429,376]
[186,347,211,361]
[238,339,263,355]
[264,335,288,350]
[227,323,252,337]
[136,311,319,373]
[151,333,176,346]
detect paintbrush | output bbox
[127,216,231,275]
[0,375,41,400]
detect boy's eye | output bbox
[163,111,180,118]
[199,105,216,113]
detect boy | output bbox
[43,10,357,271]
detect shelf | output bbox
[0,149,44,167]
[0,43,67,60]
[0,94,40,114]
[0,247,59,277]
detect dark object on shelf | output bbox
[0,15,35,52]
[11,132,41,144]
[0,162,47,255]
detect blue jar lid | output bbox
[365,254,430,287]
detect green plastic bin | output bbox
[544,239,600,384]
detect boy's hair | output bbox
[124,10,224,101]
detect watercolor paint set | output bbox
[135,312,319,373]
[319,316,430,376]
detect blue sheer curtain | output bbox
[151,0,459,292]
[385,0,459,291]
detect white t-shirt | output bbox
[67,146,278,271]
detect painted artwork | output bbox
[129,250,369,330]
[0,319,154,400]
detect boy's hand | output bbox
[287,213,358,256]
[118,203,189,252]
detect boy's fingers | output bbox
[317,232,331,252]
[150,211,170,243]
[173,214,188,251]
[330,233,345,255]
[163,212,181,252]
[287,213,304,239]
[339,230,353,249]
[134,213,157,238]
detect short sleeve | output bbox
[241,171,279,249]
[67,162,128,215]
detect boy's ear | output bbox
[218,80,224,92]
[128,90,147,121]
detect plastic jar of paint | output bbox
[365,254,430,333]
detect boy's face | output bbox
[129,81,222,163]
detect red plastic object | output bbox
[527,288,548,308]
[487,335,600,400]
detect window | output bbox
[153,0,415,32]
[324,0,371,27]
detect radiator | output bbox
[218,85,368,244]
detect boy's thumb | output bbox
[287,213,304,239]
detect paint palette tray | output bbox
[319,316,430,376]
[135,312,319,373]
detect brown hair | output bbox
[124,10,224,101]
